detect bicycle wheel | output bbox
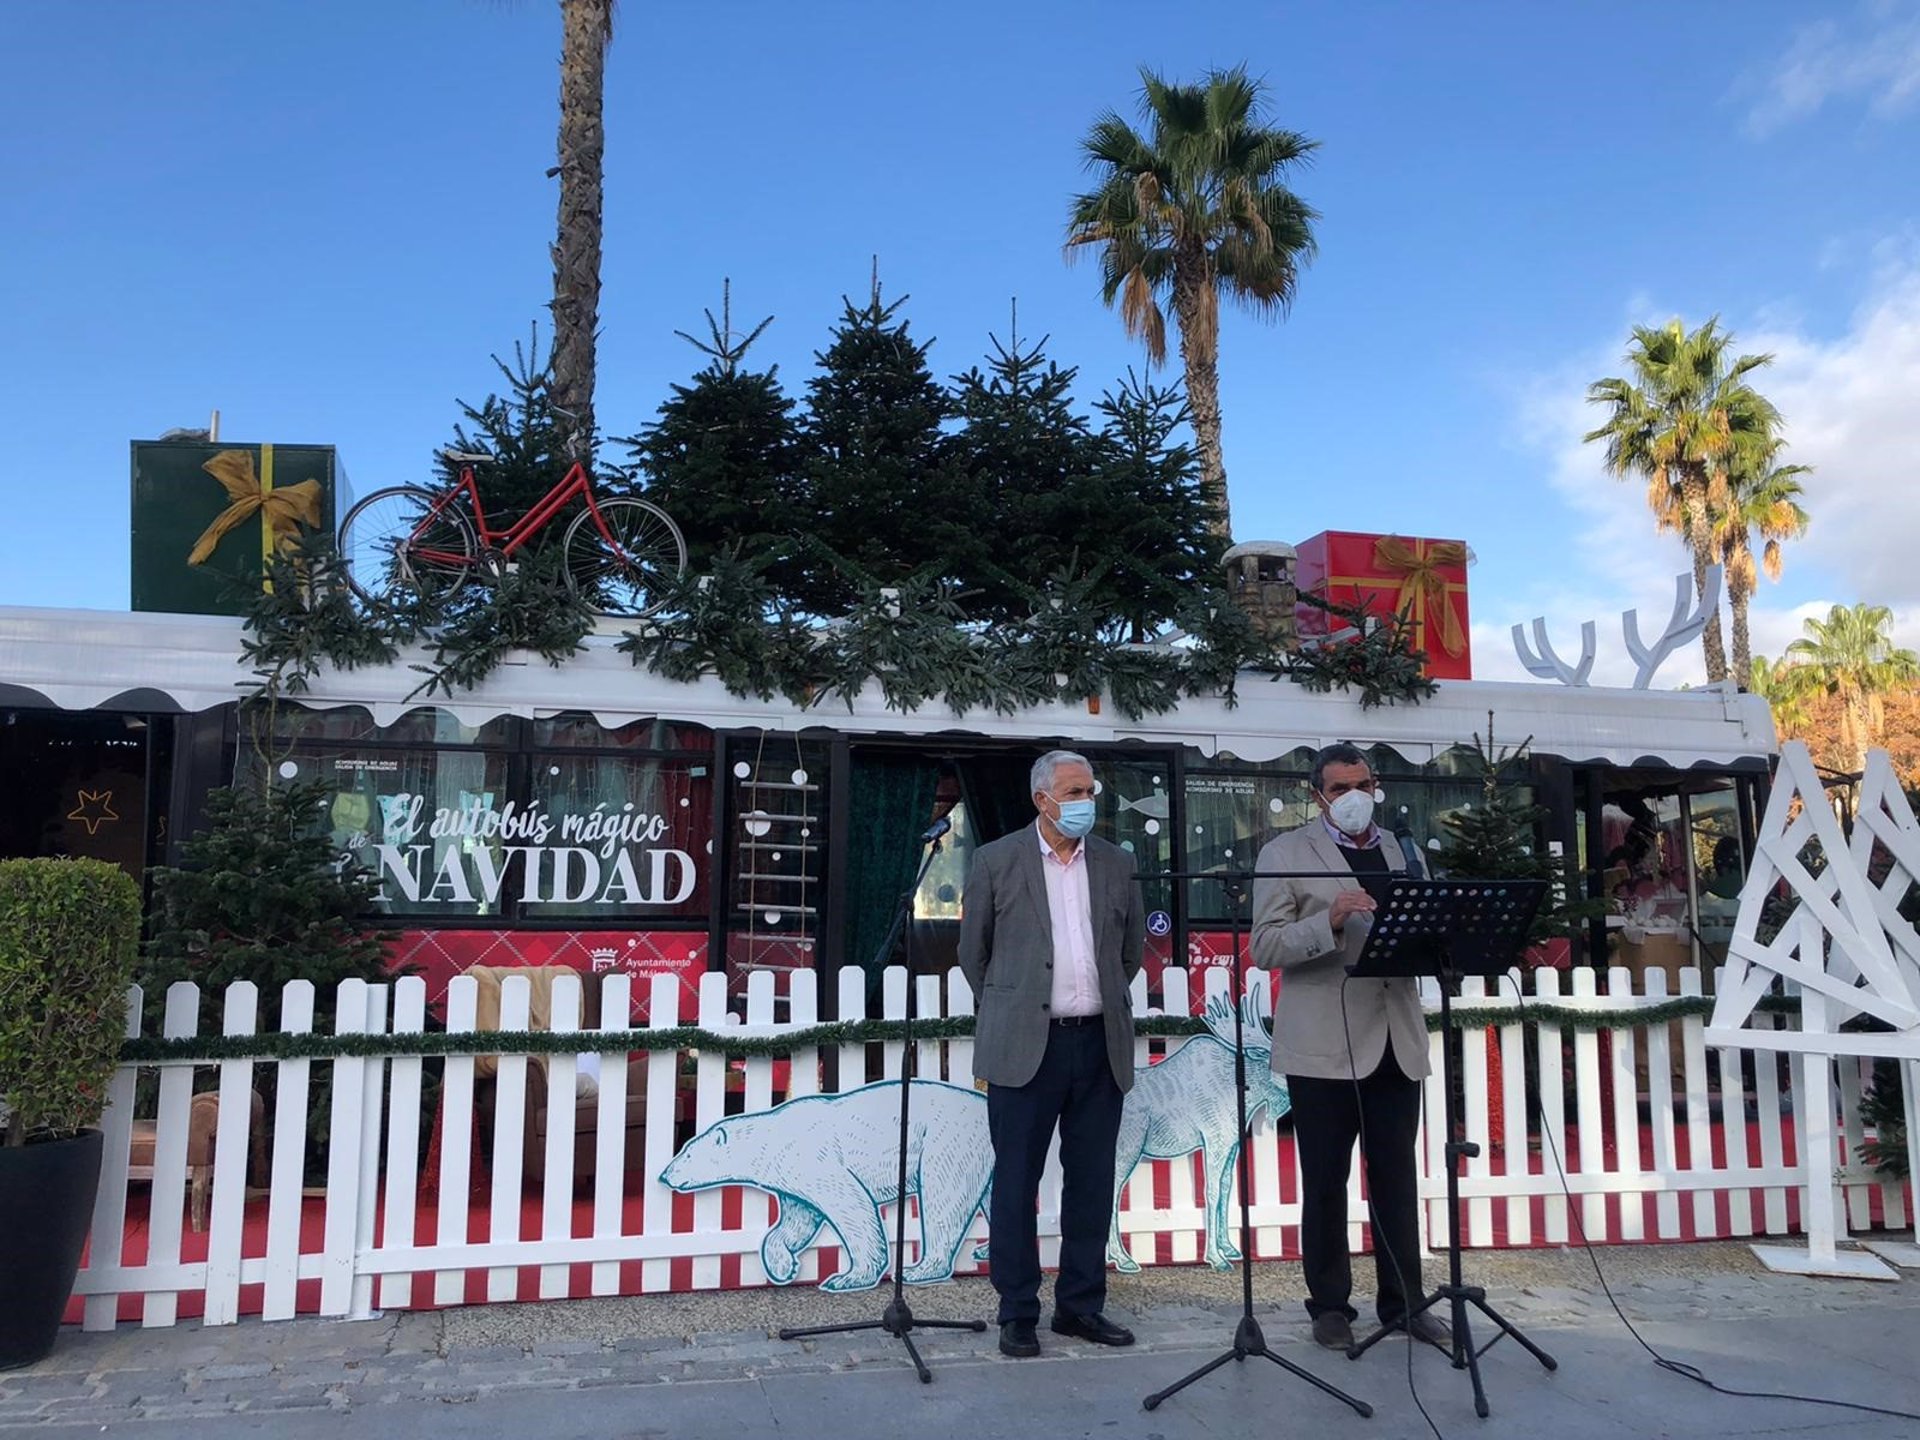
[337,486,476,609]
[562,497,688,617]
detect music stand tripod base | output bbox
[1344,878,1558,1419]
[776,835,988,1382]
[1140,868,1372,1420]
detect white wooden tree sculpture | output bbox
[1704,741,1920,1277]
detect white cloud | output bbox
[1745,254,1920,609]
[1742,2,1920,137]
[1491,250,1920,689]
[1493,327,1710,688]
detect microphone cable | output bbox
[1338,959,1447,1440]
[1496,969,1920,1424]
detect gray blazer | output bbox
[1248,823,1431,1083]
[957,825,1145,1092]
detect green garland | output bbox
[240,537,1440,720]
[119,993,1801,1065]
[1444,991,1800,1032]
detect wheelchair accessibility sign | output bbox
[1147,910,1172,937]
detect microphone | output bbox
[920,815,953,844]
[1393,822,1427,879]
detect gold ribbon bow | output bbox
[186,448,323,567]
[1371,535,1469,657]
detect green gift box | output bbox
[130,440,345,616]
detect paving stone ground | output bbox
[6,1239,1920,1438]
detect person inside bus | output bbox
[958,749,1145,1359]
[1249,742,1443,1353]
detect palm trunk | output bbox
[1727,566,1753,687]
[550,0,611,464]
[1172,256,1231,542]
[1682,466,1728,683]
[1844,690,1871,776]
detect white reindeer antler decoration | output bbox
[1509,567,1725,688]
[1623,565,1722,689]
[1511,616,1597,686]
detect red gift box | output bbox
[1294,531,1473,680]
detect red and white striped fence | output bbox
[69,964,1909,1329]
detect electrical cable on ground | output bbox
[1501,970,1920,1424]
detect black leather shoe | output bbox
[1050,1312,1134,1347]
[999,1320,1040,1358]
[1312,1312,1354,1350]
[1402,1312,1452,1349]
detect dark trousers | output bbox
[985,1021,1124,1325]
[1287,1050,1424,1325]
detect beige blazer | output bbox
[1248,823,1431,1083]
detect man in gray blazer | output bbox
[958,750,1145,1359]
[1250,742,1439,1353]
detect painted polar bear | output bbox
[658,1079,992,1292]
[1106,987,1292,1272]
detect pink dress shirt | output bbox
[1037,822,1102,1017]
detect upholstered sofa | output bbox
[468,965,652,1188]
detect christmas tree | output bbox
[442,329,583,535]
[947,321,1109,622]
[1087,371,1225,638]
[1430,715,1598,948]
[793,281,979,614]
[622,284,805,592]
[144,779,397,1027]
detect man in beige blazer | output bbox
[1250,742,1439,1353]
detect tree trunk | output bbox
[1172,254,1231,542]
[1682,465,1728,683]
[1728,564,1752,687]
[550,0,611,463]
[1844,689,1871,775]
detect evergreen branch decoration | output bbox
[237,539,408,700]
[405,547,595,701]
[236,308,1439,715]
[617,545,825,705]
[1857,1059,1908,1179]
[1286,590,1439,708]
[242,560,1441,719]
[119,992,1798,1064]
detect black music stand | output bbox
[1143,872,1373,1419]
[1344,878,1558,1418]
[777,824,988,1381]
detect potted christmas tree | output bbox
[0,857,141,1368]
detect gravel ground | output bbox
[6,1237,1918,1430]
[432,1237,1812,1350]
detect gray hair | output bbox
[1031,749,1092,796]
[1309,742,1370,793]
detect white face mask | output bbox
[1322,787,1378,837]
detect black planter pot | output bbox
[0,1129,104,1370]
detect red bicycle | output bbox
[336,451,687,617]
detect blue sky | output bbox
[4,0,1918,684]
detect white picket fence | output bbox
[71,964,1910,1329]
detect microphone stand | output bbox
[1140,868,1373,1418]
[779,818,987,1381]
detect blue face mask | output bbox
[1051,798,1097,839]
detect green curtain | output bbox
[844,752,941,999]
[956,752,1040,845]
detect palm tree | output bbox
[1067,67,1319,541]
[1748,652,1813,736]
[1785,603,1920,773]
[1715,443,1811,683]
[1585,318,1778,684]
[549,0,615,461]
